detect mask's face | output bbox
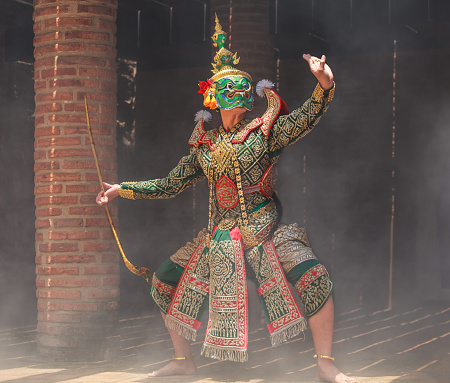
[214,75,253,111]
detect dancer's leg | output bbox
[148,312,196,377]
[308,298,356,383]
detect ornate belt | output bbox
[215,164,274,209]
[216,202,275,231]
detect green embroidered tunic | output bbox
[119,83,334,236]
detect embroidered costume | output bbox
[118,16,335,362]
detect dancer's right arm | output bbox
[96,148,205,205]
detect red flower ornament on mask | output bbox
[198,79,212,94]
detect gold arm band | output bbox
[313,354,335,361]
[312,82,335,103]
[172,356,186,361]
[118,187,135,200]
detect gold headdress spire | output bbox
[209,14,252,82]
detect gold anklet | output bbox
[313,354,335,361]
[172,355,186,361]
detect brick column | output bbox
[33,0,119,361]
[211,0,275,115]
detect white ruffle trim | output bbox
[256,79,274,97]
[194,110,212,123]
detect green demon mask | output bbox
[214,75,254,111]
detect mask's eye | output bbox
[226,82,234,91]
[244,82,251,91]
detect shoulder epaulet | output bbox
[259,88,289,137]
[188,120,206,148]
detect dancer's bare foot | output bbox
[148,356,197,377]
[316,358,357,383]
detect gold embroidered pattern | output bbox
[170,228,208,268]
[118,187,135,200]
[151,274,176,314]
[269,83,335,160]
[301,273,334,317]
[188,120,206,148]
[273,224,317,273]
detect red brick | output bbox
[35,102,62,114]
[37,312,82,323]
[44,17,92,28]
[35,207,62,217]
[38,290,81,300]
[37,324,62,335]
[63,126,109,136]
[35,184,63,195]
[35,196,78,205]
[34,31,62,44]
[64,103,97,113]
[34,57,56,68]
[49,149,91,158]
[39,242,79,253]
[83,242,116,252]
[85,172,116,182]
[34,161,60,171]
[98,19,116,30]
[47,278,97,288]
[40,68,77,79]
[34,81,47,90]
[53,218,84,227]
[36,232,44,241]
[34,21,42,34]
[49,231,99,240]
[37,43,84,55]
[57,56,107,67]
[103,301,119,310]
[79,67,115,78]
[77,5,115,17]
[37,137,81,147]
[99,253,118,262]
[46,254,96,263]
[86,43,116,55]
[37,267,79,275]
[77,92,114,102]
[64,327,85,336]
[35,255,43,264]
[34,6,70,19]
[48,114,98,124]
[100,149,117,159]
[36,279,46,287]
[80,195,96,204]
[101,230,114,239]
[100,81,117,92]
[69,206,104,215]
[36,92,73,103]
[99,104,116,114]
[85,289,119,299]
[36,219,51,228]
[66,184,99,193]
[101,276,119,286]
[99,115,116,126]
[85,218,112,227]
[65,31,109,41]
[62,160,101,170]
[47,302,97,311]
[49,78,98,88]
[36,172,81,182]
[83,265,118,274]
[35,126,61,137]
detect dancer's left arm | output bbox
[269,54,335,159]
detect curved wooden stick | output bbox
[84,97,152,284]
